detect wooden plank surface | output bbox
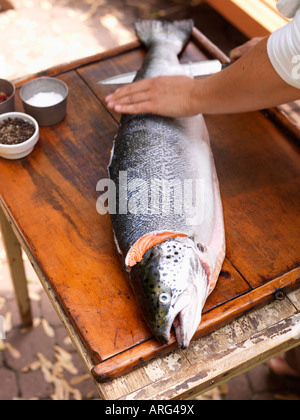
[0,0,13,12]
[80,45,300,291]
[0,35,299,384]
[204,0,289,38]
[99,291,300,400]
[3,69,153,362]
[206,113,300,288]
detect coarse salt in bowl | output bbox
[20,77,68,126]
[26,91,65,107]
[0,112,39,160]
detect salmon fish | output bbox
[108,20,226,349]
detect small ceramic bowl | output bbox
[0,79,15,114]
[20,77,68,126]
[0,112,39,160]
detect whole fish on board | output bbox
[107,20,226,349]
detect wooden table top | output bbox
[0,29,299,385]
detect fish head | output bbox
[130,237,208,349]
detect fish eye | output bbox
[159,292,171,305]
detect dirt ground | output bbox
[0,0,299,400]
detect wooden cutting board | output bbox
[0,29,299,383]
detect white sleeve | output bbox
[277,0,300,18]
[267,8,300,89]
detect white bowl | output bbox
[0,112,39,160]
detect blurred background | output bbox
[0,0,249,81]
[0,0,299,400]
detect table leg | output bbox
[0,206,32,328]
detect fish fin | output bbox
[134,19,194,52]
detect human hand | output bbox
[105,75,199,118]
[230,37,265,62]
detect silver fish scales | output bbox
[108,20,226,349]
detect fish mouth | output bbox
[155,293,191,348]
[173,309,190,350]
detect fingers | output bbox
[230,43,249,62]
[230,38,266,62]
[113,101,153,115]
[229,47,241,63]
[107,90,151,109]
[104,75,196,117]
[105,79,153,114]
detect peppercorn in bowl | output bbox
[0,112,39,160]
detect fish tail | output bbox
[134,19,194,52]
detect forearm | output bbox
[193,37,300,115]
[106,38,299,117]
